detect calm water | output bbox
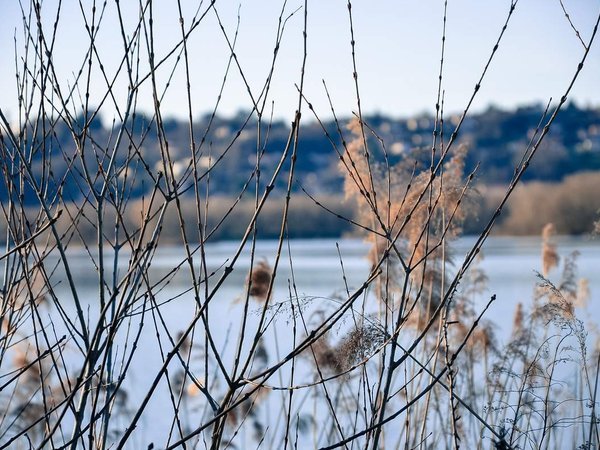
[87,235,596,332]
[52,235,600,318]
[5,236,600,447]
[48,235,600,362]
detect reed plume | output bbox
[247,260,273,302]
[541,223,559,276]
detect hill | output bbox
[2,102,599,205]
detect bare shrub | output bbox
[1,1,599,449]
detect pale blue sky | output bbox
[0,0,598,123]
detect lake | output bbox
[3,235,599,448]
[61,235,599,308]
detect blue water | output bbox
[2,235,599,448]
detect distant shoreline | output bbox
[3,171,598,246]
